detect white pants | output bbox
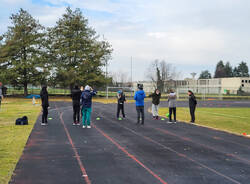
[152,104,159,117]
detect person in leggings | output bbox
[134,84,146,125]
[71,85,82,125]
[40,86,49,125]
[168,89,177,123]
[188,90,197,123]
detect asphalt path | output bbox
[10,100,250,184]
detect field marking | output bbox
[56,106,91,184]
[198,111,249,119]
[95,110,241,184]
[154,127,250,165]
[93,124,168,184]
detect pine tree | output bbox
[48,7,112,88]
[0,9,48,95]
[199,70,212,79]
[214,60,226,78]
[234,61,249,77]
[224,62,233,77]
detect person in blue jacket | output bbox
[134,84,146,125]
[81,85,97,128]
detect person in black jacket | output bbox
[188,90,197,123]
[117,90,126,119]
[151,89,161,120]
[71,85,82,126]
[40,86,49,125]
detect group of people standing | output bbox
[71,85,97,128]
[40,85,96,128]
[116,84,197,124]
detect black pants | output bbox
[189,105,196,122]
[117,104,125,118]
[169,107,176,121]
[73,104,80,122]
[42,106,48,123]
[136,106,144,124]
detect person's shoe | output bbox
[156,116,159,120]
[87,126,91,128]
[173,121,177,124]
[152,116,155,120]
[166,121,172,124]
[73,122,76,126]
[82,125,86,128]
[41,122,46,126]
[76,122,80,126]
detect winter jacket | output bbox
[168,92,177,108]
[134,90,146,106]
[71,88,82,106]
[40,90,49,107]
[81,90,97,108]
[117,92,126,104]
[189,94,197,107]
[152,91,161,105]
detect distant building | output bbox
[132,77,250,95]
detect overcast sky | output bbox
[1,0,250,81]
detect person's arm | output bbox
[134,92,137,100]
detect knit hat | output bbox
[85,85,91,91]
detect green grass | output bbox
[0,98,41,184]
[159,107,250,135]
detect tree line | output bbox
[199,61,249,79]
[0,8,112,95]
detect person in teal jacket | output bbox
[134,84,146,125]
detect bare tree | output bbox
[111,71,129,86]
[146,60,178,92]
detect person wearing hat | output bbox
[134,84,146,125]
[81,85,97,128]
[40,86,49,125]
[0,82,3,110]
[71,85,82,126]
[188,90,197,123]
[117,89,126,119]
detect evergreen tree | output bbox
[0,9,48,95]
[233,61,249,77]
[224,62,233,77]
[199,70,212,79]
[48,7,112,88]
[214,60,226,78]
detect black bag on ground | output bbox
[15,116,28,125]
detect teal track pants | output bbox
[82,107,92,126]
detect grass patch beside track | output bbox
[159,107,250,135]
[0,98,41,184]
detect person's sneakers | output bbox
[82,125,86,128]
[166,121,172,124]
[73,122,77,126]
[156,116,159,120]
[76,122,80,126]
[87,126,91,128]
[41,122,46,126]
[173,121,177,124]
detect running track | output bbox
[10,101,250,184]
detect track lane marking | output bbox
[93,124,168,184]
[94,110,241,184]
[56,106,91,184]
[154,127,250,165]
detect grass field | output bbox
[0,98,41,184]
[159,107,250,135]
